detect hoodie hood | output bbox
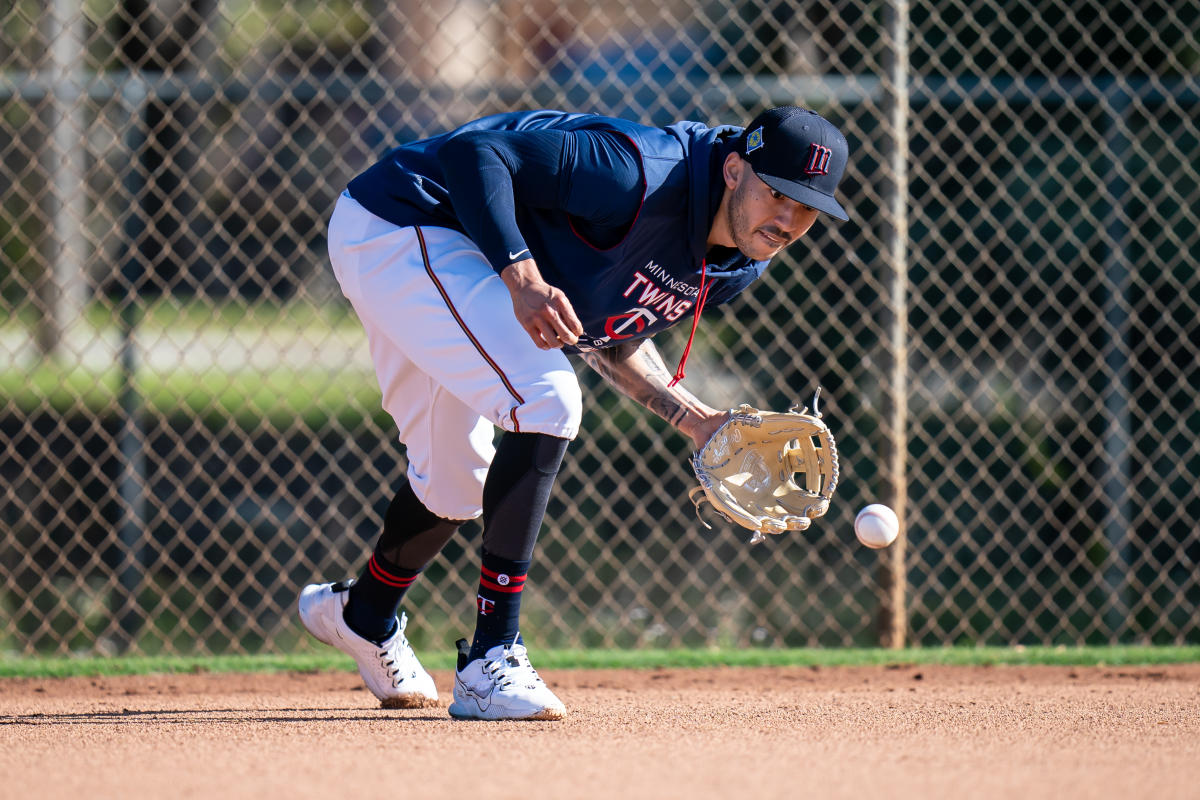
[666,120,739,267]
[665,121,768,295]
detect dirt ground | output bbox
[2,664,1198,800]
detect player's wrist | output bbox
[679,406,726,447]
[499,258,544,290]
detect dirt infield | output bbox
[2,664,1198,800]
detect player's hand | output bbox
[501,259,584,350]
[681,407,730,450]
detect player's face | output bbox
[726,157,820,261]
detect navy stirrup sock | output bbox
[344,554,422,644]
[343,481,461,645]
[465,431,569,663]
[468,549,530,662]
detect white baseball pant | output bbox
[327,191,582,520]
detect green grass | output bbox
[2,645,1198,679]
[2,299,383,427]
[79,297,359,331]
[1,360,384,428]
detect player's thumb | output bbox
[553,290,584,335]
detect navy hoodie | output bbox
[347,110,766,352]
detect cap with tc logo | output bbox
[740,106,850,221]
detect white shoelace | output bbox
[484,646,543,690]
[376,612,413,687]
[377,650,401,685]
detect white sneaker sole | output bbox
[381,694,441,710]
[447,695,566,721]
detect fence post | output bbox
[113,74,149,653]
[877,0,910,649]
[41,0,88,355]
[1101,86,1133,641]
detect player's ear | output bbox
[723,152,744,190]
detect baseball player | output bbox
[299,106,850,720]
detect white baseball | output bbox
[854,504,899,549]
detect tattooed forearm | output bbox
[579,340,709,430]
[625,343,705,428]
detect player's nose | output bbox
[774,200,805,232]
[769,211,799,241]
[777,201,818,239]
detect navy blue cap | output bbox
[740,106,849,221]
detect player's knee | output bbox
[408,473,485,522]
[516,370,582,439]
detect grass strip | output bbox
[1,362,385,428]
[2,645,1198,679]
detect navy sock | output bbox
[468,549,530,662]
[344,554,421,644]
[343,481,461,645]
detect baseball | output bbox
[854,504,899,549]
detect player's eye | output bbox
[770,189,784,200]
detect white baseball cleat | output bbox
[447,638,566,721]
[298,580,439,709]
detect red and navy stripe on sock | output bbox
[344,554,423,645]
[366,554,420,591]
[479,564,526,594]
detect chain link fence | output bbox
[2,0,1198,655]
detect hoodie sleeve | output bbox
[437,128,643,274]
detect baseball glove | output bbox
[688,389,839,544]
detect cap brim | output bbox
[759,174,849,221]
